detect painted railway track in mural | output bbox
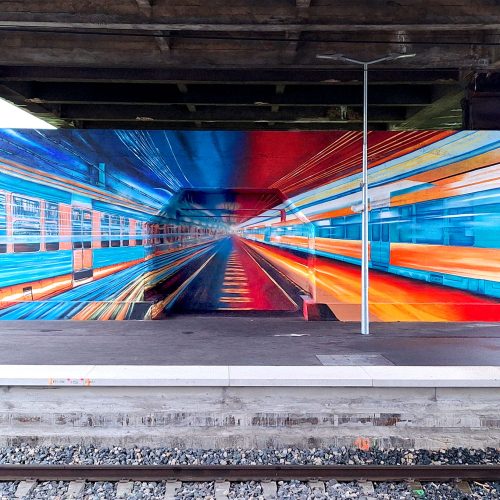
[167,236,302,314]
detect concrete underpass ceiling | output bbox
[0,0,499,131]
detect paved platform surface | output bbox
[0,317,499,365]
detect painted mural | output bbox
[0,129,498,321]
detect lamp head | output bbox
[316,53,346,61]
[317,52,416,64]
[386,52,416,60]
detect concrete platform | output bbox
[0,317,499,365]
[1,318,499,449]
[1,365,500,450]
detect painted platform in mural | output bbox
[0,129,498,321]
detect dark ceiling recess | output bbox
[463,73,500,130]
[0,0,498,130]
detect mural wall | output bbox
[0,129,498,321]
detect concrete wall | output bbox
[2,385,499,450]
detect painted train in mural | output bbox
[0,166,222,320]
[242,187,500,299]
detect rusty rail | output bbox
[0,464,500,482]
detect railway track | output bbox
[1,464,500,498]
[1,464,500,482]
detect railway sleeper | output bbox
[1,478,498,499]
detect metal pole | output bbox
[361,63,369,335]
[315,52,415,335]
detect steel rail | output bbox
[1,465,500,482]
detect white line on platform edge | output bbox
[1,365,500,387]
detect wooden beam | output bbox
[0,21,498,32]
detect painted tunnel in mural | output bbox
[0,129,498,321]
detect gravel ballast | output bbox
[0,445,499,466]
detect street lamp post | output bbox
[316,52,415,335]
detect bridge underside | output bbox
[0,0,499,130]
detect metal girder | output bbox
[0,66,461,84]
[73,121,390,130]
[8,82,435,106]
[58,104,407,122]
